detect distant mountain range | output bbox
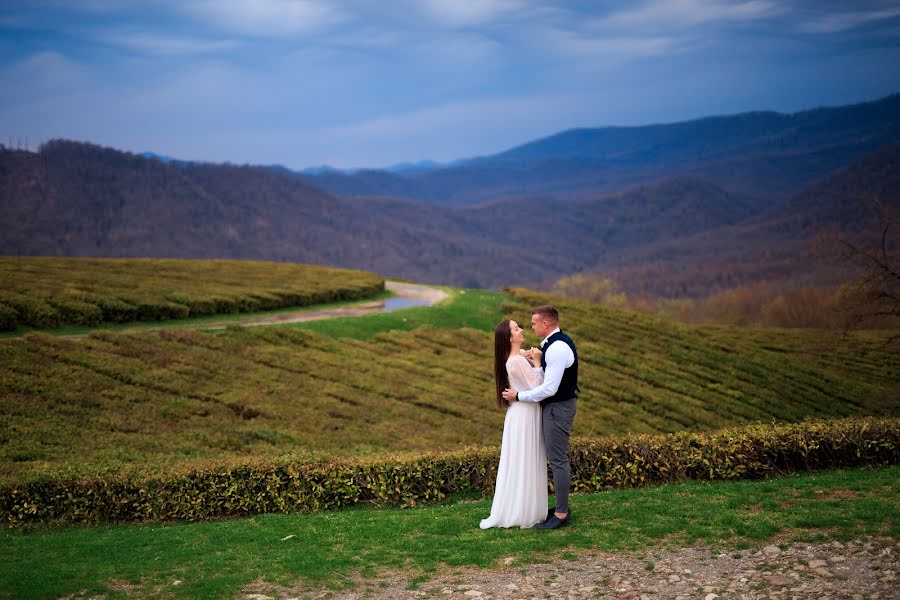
[605,142,900,297]
[299,159,455,175]
[2,93,899,295]
[296,93,900,206]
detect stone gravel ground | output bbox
[240,537,898,600]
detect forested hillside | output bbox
[2,96,899,295]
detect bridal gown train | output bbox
[480,354,548,529]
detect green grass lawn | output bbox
[288,287,508,339]
[3,466,896,600]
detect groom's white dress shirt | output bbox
[517,327,575,403]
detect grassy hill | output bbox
[1,286,896,485]
[0,257,384,331]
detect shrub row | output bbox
[2,417,896,527]
[0,294,60,330]
[162,284,386,318]
[0,303,17,331]
[569,417,898,489]
[0,281,385,331]
[0,257,387,331]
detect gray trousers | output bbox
[542,397,577,514]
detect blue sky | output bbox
[1,1,899,170]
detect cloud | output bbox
[799,7,900,34]
[328,96,550,136]
[0,51,89,100]
[419,0,522,28]
[183,0,346,37]
[538,28,679,61]
[3,0,899,170]
[425,31,504,62]
[327,27,404,49]
[594,0,781,30]
[0,51,97,144]
[520,1,777,67]
[95,32,239,55]
[13,0,126,15]
[0,13,32,28]
[312,94,578,166]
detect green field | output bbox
[1,283,897,484]
[2,466,896,599]
[0,257,384,331]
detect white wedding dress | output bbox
[480,354,548,529]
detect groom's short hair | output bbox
[532,305,559,323]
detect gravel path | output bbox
[239,537,898,600]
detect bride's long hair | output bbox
[493,319,512,409]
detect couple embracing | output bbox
[480,305,578,530]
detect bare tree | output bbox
[833,198,900,349]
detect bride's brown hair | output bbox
[493,319,512,409]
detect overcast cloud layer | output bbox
[1,1,899,169]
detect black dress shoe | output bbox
[537,512,570,529]
[547,507,555,520]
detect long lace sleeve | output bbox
[506,355,544,391]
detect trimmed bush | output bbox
[249,293,281,311]
[0,294,60,329]
[208,296,240,314]
[569,417,900,490]
[2,416,896,528]
[134,300,191,322]
[0,303,18,331]
[48,297,104,327]
[0,257,385,330]
[92,295,139,323]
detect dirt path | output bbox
[201,281,448,329]
[56,281,448,339]
[237,536,898,599]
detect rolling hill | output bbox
[0,141,771,290]
[2,95,899,295]
[603,141,900,297]
[1,285,897,484]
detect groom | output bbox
[502,305,578,529]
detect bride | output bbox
[480,319,548,529]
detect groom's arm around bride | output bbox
[502,305,578,529]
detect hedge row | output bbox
[0,281,385,331]
[2,417,897,527]
[0,303,17,331]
